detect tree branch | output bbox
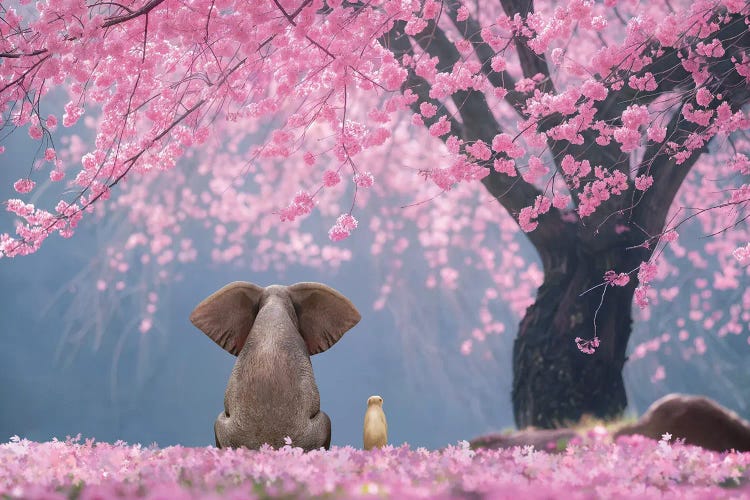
[597,12,750,125]
[411,21,502,141]
[631,116,705,239]
[379,22,463,136]
[630,12,750,238]
[101,0,165,27]
[384,20,571,251]
[441,0,527,117]
[498,0,556,94]
[0,49,48,59]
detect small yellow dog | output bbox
[363,395,388,450]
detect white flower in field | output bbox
[458,440,475,458]
[658,432,675,459]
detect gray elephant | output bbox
[190,281,360,451]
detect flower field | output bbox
[1,433,749,499]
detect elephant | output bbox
[190,281,361,451]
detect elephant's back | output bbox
[225,336,321,429]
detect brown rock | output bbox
[614,394,750,452]
[470,428,579,453]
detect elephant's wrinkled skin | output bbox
[190,282,360,451]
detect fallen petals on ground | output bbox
[1,434,749,499]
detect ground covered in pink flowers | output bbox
[1,435,749,499]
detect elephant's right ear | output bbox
[288,282,361,355]
[189,282,264,356]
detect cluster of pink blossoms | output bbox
[734,243,750,265]
[328,214,358,242]
[603,270,630,287]
[574,336,601,355]
[635,261,660,309]
[577,168,629,218]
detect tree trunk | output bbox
[512,243,646,429]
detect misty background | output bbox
[2,128,749,450]
[0,225,514,449]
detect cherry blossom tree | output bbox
[1,0,749,429]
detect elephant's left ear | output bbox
[190,281,264,356]
[288,282,361,355]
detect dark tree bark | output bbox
[512,241,649,427]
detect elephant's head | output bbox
[190,281,361,357]
[189,281,361,451]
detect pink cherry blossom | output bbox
[733,243,750,265]
[353,172,374,188]
[604,270,630,287]
[491,133,525,158]
[323,170,341,187]
[428,116,451,137]
[635,286,650,309]
[466,140,491,161]
[638,262,658,284]
[13,179,35,194]
[634,175,654,191]
[575,336,600,354]
[419,102,437,118]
